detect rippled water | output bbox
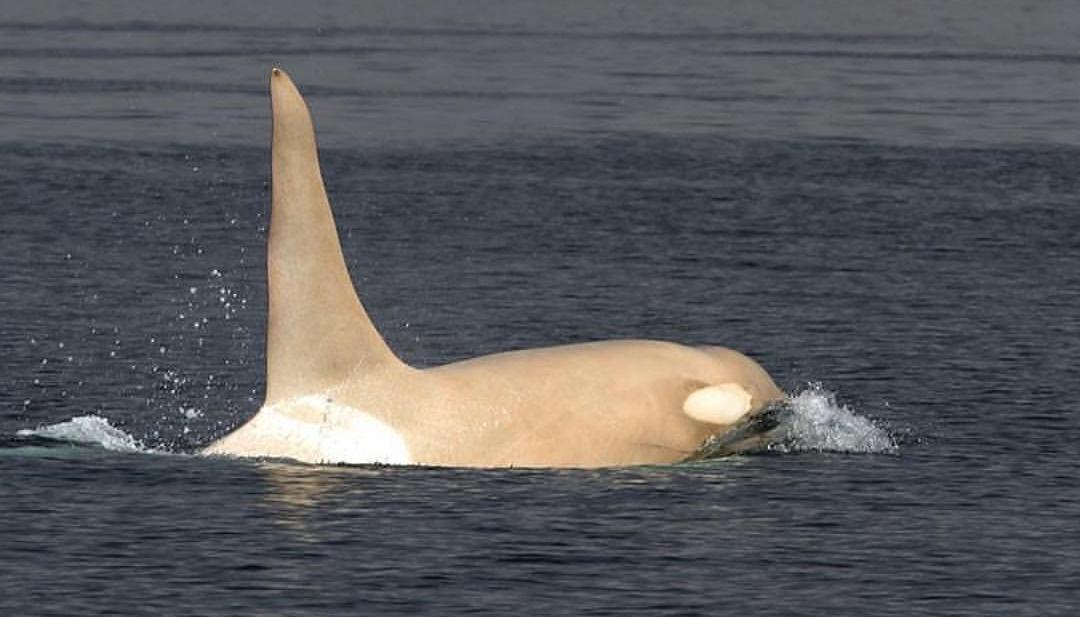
[2,1,1079,615]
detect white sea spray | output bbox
[771,384,897,454]
[16,415,144,453]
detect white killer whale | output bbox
[203,68,784,468]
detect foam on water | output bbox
[15,415,145,453]
[769,385,897,454]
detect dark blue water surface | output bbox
[2,2,1079,615]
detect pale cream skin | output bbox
[203,69,784,468]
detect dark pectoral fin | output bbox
[687,401,792,460]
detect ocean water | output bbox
[2,1,1079,614]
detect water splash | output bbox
[15,415,146,453]
[769,384,897,454]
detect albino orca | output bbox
[203,68,785,468]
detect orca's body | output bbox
[204,69,784,467]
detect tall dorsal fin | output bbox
[264,68,404,404]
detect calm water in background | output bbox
[2,1,1079,615]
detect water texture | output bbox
[1,1,1078,615]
